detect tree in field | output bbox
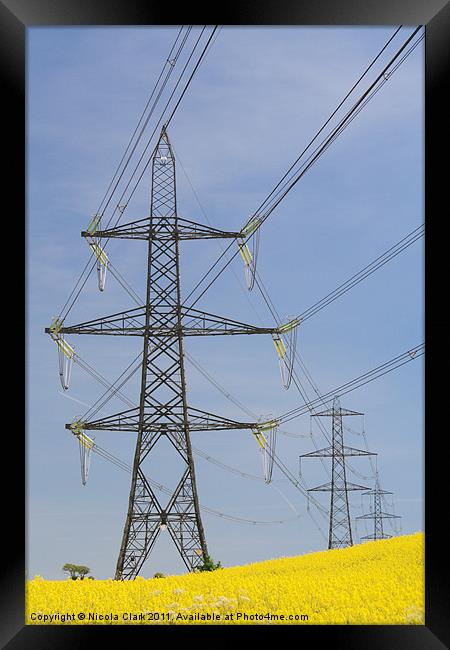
[62,563,91,580]
[195,555,222,572]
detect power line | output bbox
[57,27,193,320]
[174,143,407,496]
[243,28,423,232]
[58,26,219,322]
[64,265,330,529]
[296,224,424,322]
[278,344,424,424]
[89,441,300,526]
[68,141,423,522]
[50,29,423,560]
[251,26,402,219]
[173,105,423,481]
[183,27,424,310]
[179,26,402,306]
[96,26,190,216]
[68,175,423,530]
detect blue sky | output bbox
[27,26,423,580]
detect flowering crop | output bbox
[26,532,423,625]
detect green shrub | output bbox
[196,555,222,572]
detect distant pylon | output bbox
[357,473,401,541]
[300,396,376,549]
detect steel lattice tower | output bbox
[300,396,375,549]
[47,127,281,578]
[357,473,401,541]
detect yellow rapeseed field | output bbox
[26,532,423,625]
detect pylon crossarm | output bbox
[361,488,393,495]
[176,217,241,240]
[66,408,139,432]
[300,446,333,458]
[300,445,375,458]
[66,406,256,434]
[309,480,369,492]
[342,446,376,456]
[81,216,242,241]
[344,481,370,491]
[357,511,401,519]
[46,306,147,337]
[188,407,255,431]
[308,481,333,492]
[50,305,278,337]
[181,306,277,335]
[312,407,364,417]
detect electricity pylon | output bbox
[299,396,375,549]
[357,473,401,541]
[46,126,283,579]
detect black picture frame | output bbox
[3,0,449,646]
